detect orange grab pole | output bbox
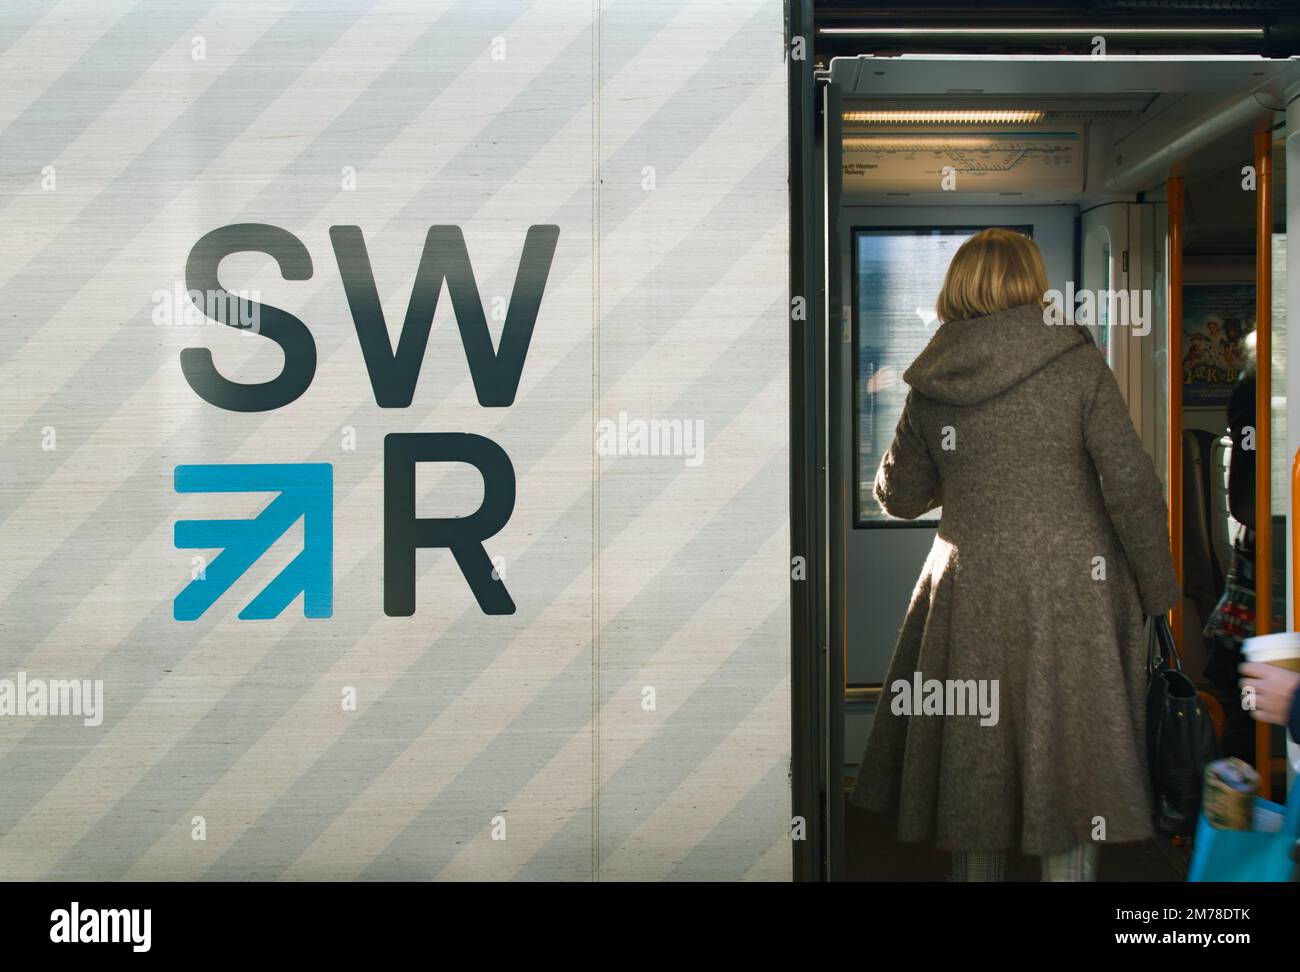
[1168,177,1184,652]
[1292,446,1299,634]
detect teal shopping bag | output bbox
[1187,790,1300,882]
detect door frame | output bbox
[787,0,827,882]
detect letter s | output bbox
[180,223,315,411]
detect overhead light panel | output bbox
[842,135,1037,150]
[843,109,1046,124]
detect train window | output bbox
[853,226,1032,525]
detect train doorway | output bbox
[788,2,1300,881]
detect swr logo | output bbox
[173,223,559,621]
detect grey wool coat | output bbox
[848,301,1180,857]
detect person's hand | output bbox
[866,366,897,394]
[1238,662,1300,725]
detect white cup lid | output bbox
[1242,631,1300,661]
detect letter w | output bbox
[331,225,559,407]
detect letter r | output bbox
[383,432,516,616]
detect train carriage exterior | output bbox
[0,0,790,882]
[2,0,1300,885]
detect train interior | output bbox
[811,52,1300,879]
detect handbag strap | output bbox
[1148,614,1184,675]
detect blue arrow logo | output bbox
[173,463,333,621]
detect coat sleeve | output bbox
[1082,361,1180,616]
[873,391,941,519]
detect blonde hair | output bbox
[935,228,1049,323]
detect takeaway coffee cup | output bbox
[1241,631,1300,673]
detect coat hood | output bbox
[903,302,1090,406]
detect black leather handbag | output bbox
[1146,614,1218,837]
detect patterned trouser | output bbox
[951,844,1099,882]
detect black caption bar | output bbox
[0,881,1294,958]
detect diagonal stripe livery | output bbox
[173,464,333,621]
[0,1,790,882]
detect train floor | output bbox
[845,799,1190,881]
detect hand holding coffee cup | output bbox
[1238,663,1300,726]
[1238,632,1300,727]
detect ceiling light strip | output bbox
[842,109,1046,124]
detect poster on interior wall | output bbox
[1181,283,1256,406]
